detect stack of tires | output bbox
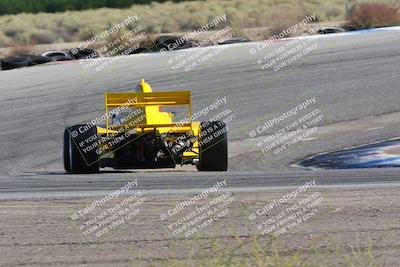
[1,55,52,70]
[1,48,99,71]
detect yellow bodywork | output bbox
[96,79,199,158]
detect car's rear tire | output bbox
[197,121,228,171]
[64,125,99,173]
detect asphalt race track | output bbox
[1,29,400,198]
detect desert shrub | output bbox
[30,30,56,44]
[2,16,32,40]
[0,31,11,47]
[344,3,400,29]
[78,23,108,41]
[298,1,322,22]
[269,10,304,36]
[325,5,343,20]
[160,18,181,33]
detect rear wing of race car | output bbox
[104,80,193,134]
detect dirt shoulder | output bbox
[0,186,399,266]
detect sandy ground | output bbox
[1,186,399,267]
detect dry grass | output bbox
[162,235,380,267]
[0,0,398,47]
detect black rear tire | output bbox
[197,121,228,171]
[64,125,99,173]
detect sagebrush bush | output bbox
[269,10,304,36]
[0,31,10,46]
[30,29,56,44]
[325,5,343,20]
[345,3,400,29]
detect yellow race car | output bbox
[63,80,227,173]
